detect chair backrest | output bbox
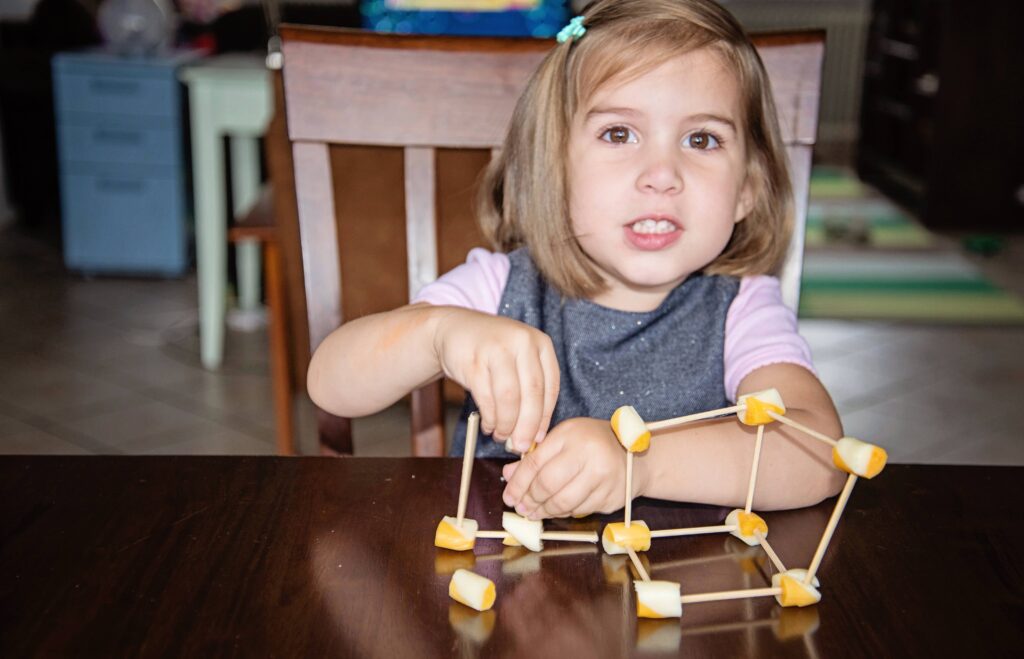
[280,26,823,456]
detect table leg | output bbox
[230,135,262,313]
[189,83,227,370]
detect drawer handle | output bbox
[96,178,145,193]
[89,79,141,95]
[93,128,143,145]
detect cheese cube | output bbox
[737,389,786,426]
[610,406,651,452]
[435,516,478,551]
[602,521,652,555]
[449,569,496,612]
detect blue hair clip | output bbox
[556,16,586,44]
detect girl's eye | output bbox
[600,126,637,144]
[683,131,721,150]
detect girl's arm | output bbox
[502,362,845,516]
[307,303,560,450]
[636,362,845,510]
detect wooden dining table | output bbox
[1,456,1021,657]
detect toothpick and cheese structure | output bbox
[435,387,888,625]
[604,388,888,619]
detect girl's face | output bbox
[567,48,753,311]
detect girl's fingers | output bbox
[502,435,560,507]
[488,352,521,441]
[569,486,610,518]
[536,467,593,518]
[469,368,498,436]
[536,344,560,444]
[516,450,583,517]
[509,353,546,452]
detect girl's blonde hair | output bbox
[478,0,793,299]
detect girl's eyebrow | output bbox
[585,106,642,120]
[585,107,737,133]
[685,113,738,133]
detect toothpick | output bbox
[475,530,599,543]
[626,547,650,582]
[765,411,838,446]
[680,587,781,605]
[646,404,743,431]
[753,529,786,574]
[804,473,858,584]
[456,412,479,527]
[625,452,634,527]
[745,424,765,513]
[649,525,736,538]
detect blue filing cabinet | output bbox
[52,51,199,276]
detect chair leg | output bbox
[265,241,297,455]
[411,381,445,457]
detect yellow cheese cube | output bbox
[772,572,821,608]
[602,521,652,555]
[449,569,496,612]
[610,406,651,452]
[737,389,786,426]
[832,437,888,478]
[635,580,683,619]
[434,516,478,551]
[725,509,768,546]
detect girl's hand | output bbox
[501,417,644,519]
[433,308,560,451]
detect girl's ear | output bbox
[733,176,757,224]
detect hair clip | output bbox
[556,16,586,44]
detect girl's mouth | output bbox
[624,217,682,250]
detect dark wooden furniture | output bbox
[228,68,308,456]
[857,0,1024,231]
[280,27,551,456]
[2,458,1021,657]
[278,27,825,456]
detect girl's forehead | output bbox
[578,48,743,119]
[578,44,738,106]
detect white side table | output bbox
[180,54,272,369]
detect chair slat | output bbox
[780,144,813,311]
[404,146,439,300]
[757,37,825,145]
[283,40,548,148]
[292,142,342,351]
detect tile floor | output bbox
[1,222,1021,464]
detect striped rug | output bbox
[798,167,1024,323]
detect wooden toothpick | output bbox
[456,412,479,527]
[804,473,858,584]
[626,547,650,582]
[625,452,634,527]
[475,530,598,543]
[765,411,838,446]
[745,424,766,513]
[649,525,736,538]
[753,529,787,574]
[680,587,781,605]
[645,404,743,432]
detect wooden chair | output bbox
[278,26,824,456]
[227,67,310,456]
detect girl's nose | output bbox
[636,150,684,195]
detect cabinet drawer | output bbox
[60,170,187,275]
[57,119,178,167]
[55,72,177,118]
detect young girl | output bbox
[308,0,844,517]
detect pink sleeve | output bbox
[410,248,510,315]
[723,275,815,401]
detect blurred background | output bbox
[0,0,1021,462]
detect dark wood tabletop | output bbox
[1,457,1021,658]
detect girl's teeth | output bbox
[631,219,676,234]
